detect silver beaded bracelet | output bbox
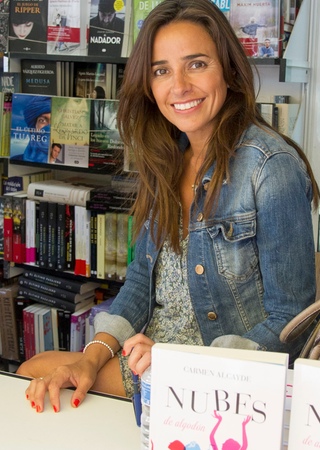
[83,340,115,358]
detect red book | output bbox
[3,195,13,261]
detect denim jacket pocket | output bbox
[208,212,258,282]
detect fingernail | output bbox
[26,394,29,399]
[31,401,35,408]
[74,398,80,407]
[36,405,41,413]
[122,349,126,356]
[53,405,58,413]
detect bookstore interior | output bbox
[0,0,319,448]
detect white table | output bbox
[0,371,140,449]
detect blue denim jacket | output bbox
[95,124,316,360]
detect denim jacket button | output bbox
[197,212,204,222]
[207,312,217,320]
[195,264,204,275]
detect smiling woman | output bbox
[18,0,319,415]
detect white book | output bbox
[276,103,299,138]
[287,358,320,449]
[25,199,37,264]
[150,343,288,450]
[27,179,93,207]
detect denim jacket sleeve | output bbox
[240,144,316,354]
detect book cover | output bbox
[150,343,288,450]
[25,199,37,263]
[46,0,89,56]
[18,286,95,312]
[10,93,51,164]
[50,96,91,168]
[74,61,112,100]
[22,270,100,294]
[12,194,26,263]
[21,59,59,95]
[89,98,124,173]
[88,0,127,58]
[132,0,163,43]
[287,359,320,449]
[229,0,280,58]
[0,0,9,53]
[0,284,20,361]
[8,0,48,53]
[18,275,97,304]
[211,0,230,19]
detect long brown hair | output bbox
[117,0,319,252]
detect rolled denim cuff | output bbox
[210,334,261,350]
[94,312,136,347]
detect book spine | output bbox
[25,199,37,264]
[3,195,13,261]
[96,213,106,279]
[47,202,57,270]
[12,196,26,264]
[74,205,86,276]
[18,276,83,303]
[38,201,48,268]
[0,286,20,361]
[0,196,4,258]
[90,211,97,277]
[56,203,66,271]
[65,204,75,271]
[105,212,117,280]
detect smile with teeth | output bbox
[173,99,203,110]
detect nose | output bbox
[171,70,191,95]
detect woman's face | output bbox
[150,21,228,145]
[12,21,34,39]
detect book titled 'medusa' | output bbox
[150,343,288,450]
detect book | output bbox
[22,270,101,294]
[257,102,279,128]
[74,61,113,100]
[69,303,94,352]
[0,72,20,158]
[0,0,9,53]
[47,201,57,269]
[25,199,37,264]
[65,203,75,271]
[116,213,129,281]
[46,0,89,56]
[74,205,91,277]
[26,179,94,207]
[211,0,230,19]
[12,194,26,263]
[88,0,128,58]
[96,212,106,279]
[18,286,96,313]
[21,59,60,96]
[0,284,20,361]
[3,194,13,261]
[15,295,34,361]
[56,202,66,270]
[89,98,124,173]
[150,343,288,450]
[36,305,54,352]
[287,359,320,449]
[18,275,97,304]
[57,309,71,351]
[105,212,117,279]
[0,195,4,259]
[8,0,48,53]
[10,93,51,164]
[275,103,299,138]
[2,170,52,195]
[229,0,280,58]
[132,0,163,43]
[22,304,39,359]
[90,210,98,277]
[38,200,48,268]
[50,96,91,168]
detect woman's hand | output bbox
[25,357,97,413]
[122,333,155,376]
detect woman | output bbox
[18,0,319,413]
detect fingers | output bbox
[25,377,51,413]
[122,333,154,376]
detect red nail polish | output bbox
[53,405,58,413]
[31,401,35,408]
[36,405,41,413]
[74,398,80,407]
[122,349,126,356]
[26,394,29,399]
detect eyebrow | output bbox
[151,53,209,67]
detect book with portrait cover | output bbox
[50,96,91,168]
[88,0,128,58]
[229,0,280,58]
[287,359,320,450]
[89,98,124,173]
[8,0,48,53]
[150,343,288,450]
[10,93,51,164]
[46,0,89,56]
